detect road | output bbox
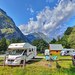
[0,54,5,57]
[0,54,45,58]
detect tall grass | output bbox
[0,56,74,75]
[0,65,75,75]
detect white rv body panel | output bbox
[60,49,75,56]
[5,43,37,65]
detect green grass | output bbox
[0,63,74,75]
[0,55,74,75]
[37,53,72,59]
[37,53,44,56]
[1,28,14,34]
[0,57,4,60]
[57,55,71,60]
[0,57,4,64]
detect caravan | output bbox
[5,43,37,65]
[60,49,75,56]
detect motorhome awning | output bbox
[8,43,35,50]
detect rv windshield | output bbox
[7,49,24,55]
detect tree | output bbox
[32,39,48,53]
[0,38,8,52]
[50,38,57,44]
[6,40,11,46]
[61,35,71,48]
[64,27,73,35]
[56,36,62,44]
[11,38,23,43]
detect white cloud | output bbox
[19,0,75,38]
[46,0,55,3]
[30,8,34,13]
[27,7,34,13]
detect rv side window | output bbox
[32,49,33,51]
[67,51,69,53]
[29,49,31,52]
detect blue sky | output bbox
[0,0,58,25]
[0,0,75,38]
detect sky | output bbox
[0,0,75,39]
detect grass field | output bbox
[0,55,74,75]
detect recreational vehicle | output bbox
[5,43,37,65]
[60,49,75,56]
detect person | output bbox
[49,54,53,67]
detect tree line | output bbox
[32,27,74,52]
[0,38,23,53]
[50,27,73,48]
[0,27,73,53]
[0,37,49,53]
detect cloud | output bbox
[46,0,56,3]
[27,7,34,13]
[19,0,75,38]
[30,8,34,13]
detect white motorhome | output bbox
[5,43,37,65]
[60,49,75,56]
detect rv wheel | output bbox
[20,60,26,65]
[33,56,35,59]
[20,60,23,64]
[22,60,26,68]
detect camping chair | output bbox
[45,55,57,61]
[50,56,57,61]
[45,55,50,60]
[47,56,57,67]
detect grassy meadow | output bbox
[0,55,74,75]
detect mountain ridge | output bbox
[26,32,51,43]
[0,8,29,42]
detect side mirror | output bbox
[6,51,9,55]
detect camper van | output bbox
[5,43,37,65]
[60,49,75,56]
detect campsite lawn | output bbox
[0,55,74,75]
[57,55,71,60]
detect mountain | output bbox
[26,32,51,43]
[0,8,29,42]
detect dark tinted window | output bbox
[29,49,31,52]
[32,49,33,51]
[67,51,69,53]
[56,51,58,52]
[23,50,27,55]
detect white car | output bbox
[60,51,66,56]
